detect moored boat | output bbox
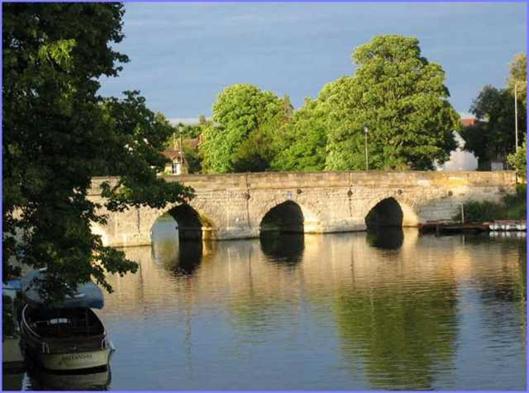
[19,270,112,372]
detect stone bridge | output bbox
[88,171,517,247]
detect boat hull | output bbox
[36,348,111,371]
[29,366,111,390]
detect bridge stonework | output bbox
[88,171,517,247]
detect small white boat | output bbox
[490,220,526,232]
[19,270,112,371]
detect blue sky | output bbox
[99,2,526,121]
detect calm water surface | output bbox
[17,220,527,390]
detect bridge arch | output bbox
[257,198,321,234]
[164,203,216,241]
[258,199,306,267]
[363,195,420,229]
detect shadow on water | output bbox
[152,238,203,277]
[366,227,404,250]
[168,240,202,277]
[260,232,305,267]
[151,214,203,277]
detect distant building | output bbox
[436,131,478,171]
[460,117,480,128]
[436,116,481,171]
[161,149,189,175]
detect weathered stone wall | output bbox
[88,171,517,247]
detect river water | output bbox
[12,218,527,390]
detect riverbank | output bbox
[418,220,526,235]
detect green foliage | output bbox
[172,122,203,139]
[199,84,286,173]
[502,184,527,220]
[3,3,192,301]
[507,53,527,107]
[197,35,459,173]
[462,86,523,164]
[462,54,526,165]
[324,35,458,170]
[271,99,328,171]
[458,201,503,222]
[453,185,526,222]
[183,145,202,174]
[507,141,527,179]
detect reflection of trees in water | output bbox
[260,232,304,267]
[366,227,404,250]
[462,235,525,303]
[335,283,458,390]
[228,292,292,336]
[468,238,526,348]
[227,243,301,335]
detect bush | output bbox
[458,201,502,222]
[507,141,527,179]
[453,184,526,222]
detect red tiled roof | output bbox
[162,150,184,161]
[461,117,478,127]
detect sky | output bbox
[98,2,527,121]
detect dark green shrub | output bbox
[453,184,526,222]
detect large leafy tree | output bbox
[324,35,458,170]
[271,99,328,171]
[199,84,285,173]
[3,3,192,301]
[462,53,526,167]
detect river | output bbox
[9,217,527,390]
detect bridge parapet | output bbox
[88,171,517,247]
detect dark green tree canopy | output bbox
[461,53,526,166]
[3,3,191,301]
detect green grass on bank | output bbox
[453,184,526,223]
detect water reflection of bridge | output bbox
[102,231,524,314]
